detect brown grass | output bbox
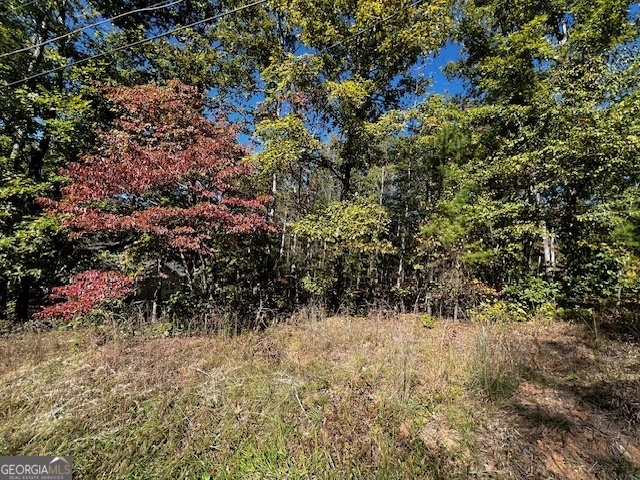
[0,314,638,478]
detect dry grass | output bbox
[0,313,638,479]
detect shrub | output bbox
[469,300,527,324]
[421,313,436,328]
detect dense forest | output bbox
[2,1,640,478]
[1,0,640,330]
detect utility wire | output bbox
[1,0,184,59]
[1,0,39,16]
[322,0,428,53]
[1,0,269,89]
[3,0,426,89]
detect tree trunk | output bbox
[151,259,163,323]
[279,209,287,258]
[340,166,352,201]
[333,254,345,311]
[9,127,26,167]
[396,253,404,289]
[14,277,31,323]
[540,220,555,281]
[270,173,277,218]
[0,277,7,321]
[535,189,556,282]
[29,135,50,180]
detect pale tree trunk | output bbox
[151,259,163,323]
[396,204,409,289]
[426,269,433,316]
[279,208,287,258]
[535,190,556,281]
[199,254,209,293]
[151,298,158,323]
[270,173,277,218]
[540,220,555,281]
[397,253,404,289]
[290,233,297,274]
[371,166,385,291]
[9,128,25,166]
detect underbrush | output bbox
[0,311,638,478]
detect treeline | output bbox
[1,0,639,328]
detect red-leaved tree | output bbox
[37,270,135,321]
[38,80,274,320]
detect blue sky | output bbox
[225,41,465,146]
[425,42,464,96]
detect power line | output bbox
[1,0,184,59]
[322,0,429,53]
[2,0,428,89]
[1,0,269,89]
[1,0,39,16]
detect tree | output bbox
[1,0,101,322]
[291,197,395,307]
[235,0,453,306]
[0,0,235,323]
[39,80,274,321]
[420,0,640,313]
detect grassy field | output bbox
[1,311,639,479]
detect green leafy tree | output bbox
[242,0,452,306]
[423,0,640,313]
[291,197,394,306]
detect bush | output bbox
[503,276,558,310]
[532,301,559,323]
[421,313,436,328]
[300,276,333,298]
[469,300,527,323]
